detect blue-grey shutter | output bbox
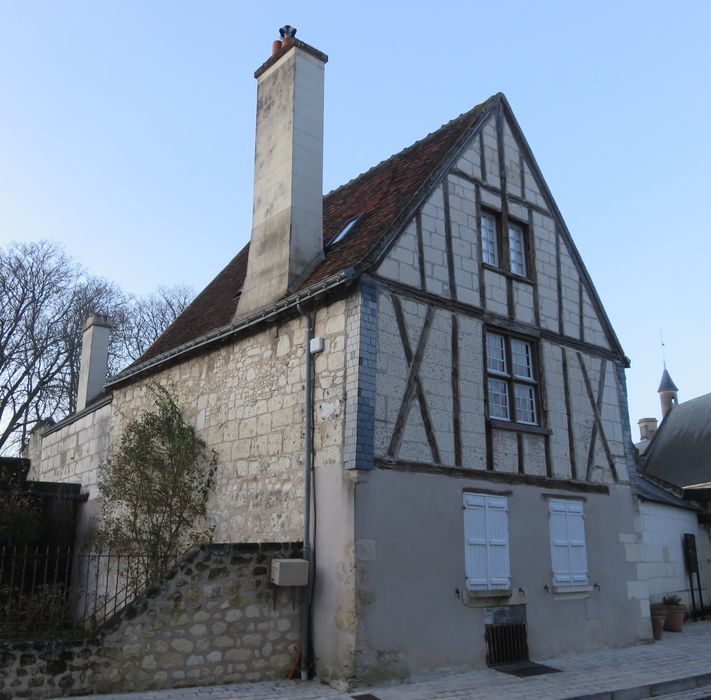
[464,493,510,590]
[549,499,588,586]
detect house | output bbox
[633,369,711,614]
[27,29,650,685]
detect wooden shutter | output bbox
[464,494,510,590]
[549,499,588,586]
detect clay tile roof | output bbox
[135,97,495,366]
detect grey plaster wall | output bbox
[352,469,648,682]
[0,543,301,699]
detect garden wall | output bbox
[0,542,302,699]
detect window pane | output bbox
[486,333,507,374]
[511,339,533,379]
[488,378,510,420]
[508,223,526,276]
[514,383,537,424]
[481,214,499,267]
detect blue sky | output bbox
[1,1,709,435]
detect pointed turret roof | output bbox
[658,368,679,393]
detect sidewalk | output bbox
[63,620,711,700]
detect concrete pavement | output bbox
[62,619,711,700]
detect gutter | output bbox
[106,268,357,389]
[297,304,315,680]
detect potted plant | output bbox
[662,594,686,632]
[649,603,666,640]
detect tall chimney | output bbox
[236,27,328,318]
[76,314,111,412]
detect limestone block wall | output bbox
[32,296,353,545]
[28,400,112,493]
[0,543,301,700]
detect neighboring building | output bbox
[28,30,650,684]
[634,370,711,614]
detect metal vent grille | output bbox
[485,622,529,666]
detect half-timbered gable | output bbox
[372,95,629,487]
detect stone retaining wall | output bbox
[0,542,303,699]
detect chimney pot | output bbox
[272,40,283,56]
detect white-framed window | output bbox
[479,211,529,278]
[485,332,539,425]
[507,222,527,276]
[480,212,499,267]
[463,493,511,591]
[548,499,589,587]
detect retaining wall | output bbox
[0,542,302,699]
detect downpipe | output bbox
[298,304,314,681]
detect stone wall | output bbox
[0,543,302,699]
[28,399,112,492]
[32,296,352,545]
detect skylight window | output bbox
[328,216,361,248]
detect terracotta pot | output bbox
[651,613,665,640]
[663,604,686,632]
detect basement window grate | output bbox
[485,622,529,666]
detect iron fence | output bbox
[0,545,177,639]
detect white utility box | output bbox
[309,336,325,354]
[271,559,309,587]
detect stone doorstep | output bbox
[563,671,711,700]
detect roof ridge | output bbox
[323,97,496,200]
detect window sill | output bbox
[482,263,534,285]
[467,588,512,599]
[553,585,593,594]
[489,419,551,436]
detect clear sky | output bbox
[1,1,709,436]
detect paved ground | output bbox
[64,619,711,700]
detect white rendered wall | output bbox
[637,501,708,608]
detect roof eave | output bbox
[106,267,357,389]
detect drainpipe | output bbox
[298,304,314,680]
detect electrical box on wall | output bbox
[271,559,309,586]
[309,336,324,354]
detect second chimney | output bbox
[638,417,658,442]
[76,314,111,412]
[236,28,328,318]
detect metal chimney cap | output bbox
[279,25,297,39]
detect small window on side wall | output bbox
[463,493,511,591]
[548,499,589,587]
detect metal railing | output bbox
[0,545,177,639]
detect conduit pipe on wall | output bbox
[298,304,314,680]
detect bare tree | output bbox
[0,241,80,452]
[0,240,193,455]
[117,284,193,363]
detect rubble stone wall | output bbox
[0,542,302,699]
